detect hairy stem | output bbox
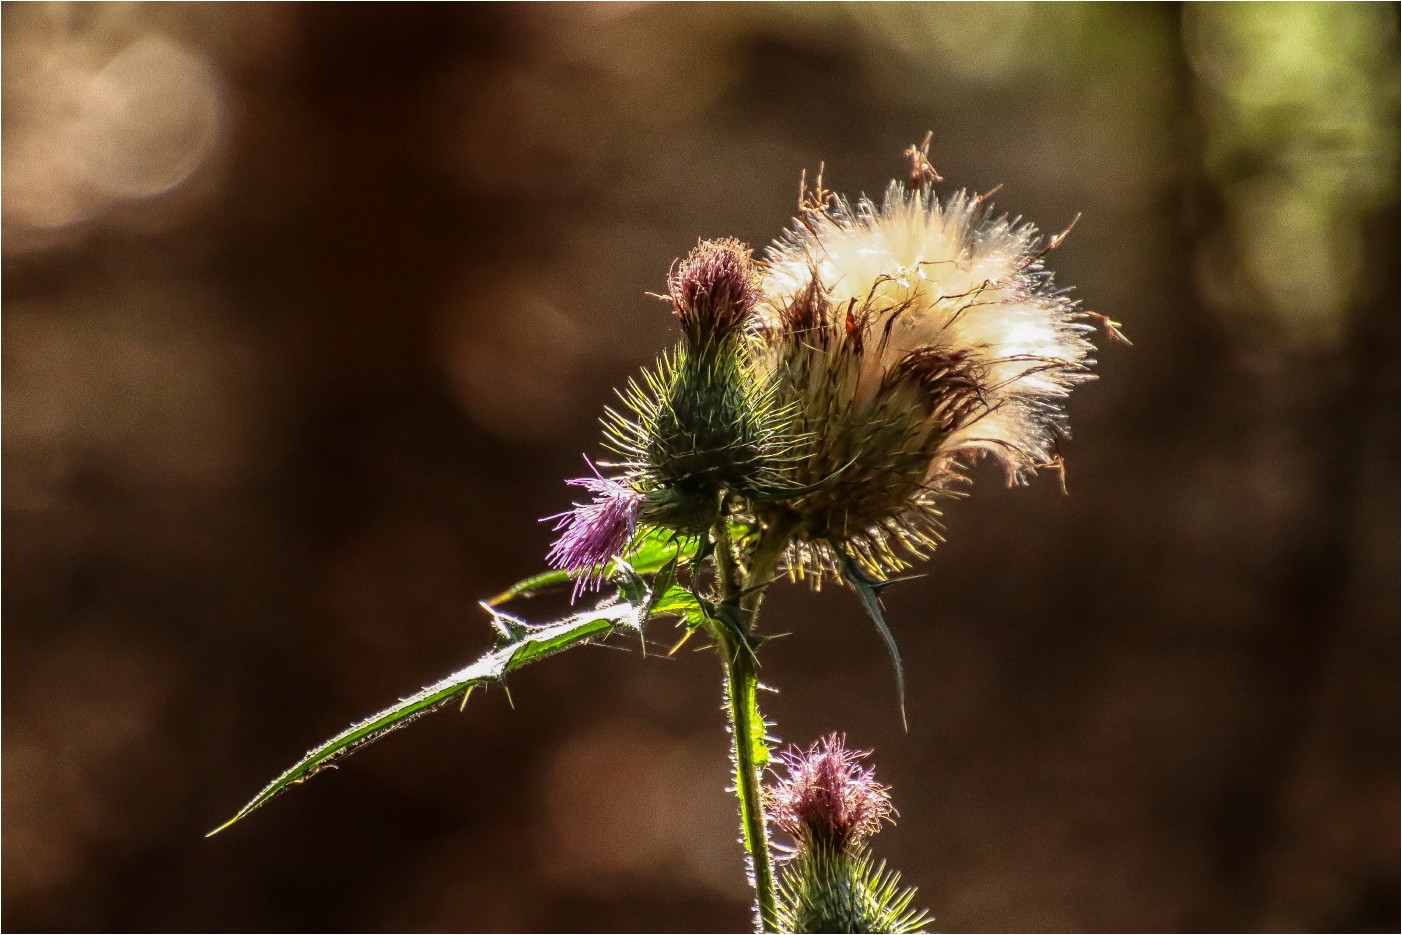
[714,520,795,933]
[720,629,777,932]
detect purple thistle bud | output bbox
[668,237,760,343]
[544,460,643,600]
[767,734,894,852]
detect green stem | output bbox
[741,515,799,615]
[713,519,796,933]
[715,518,743,597]
[719,629,777,932]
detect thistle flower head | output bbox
[769,734,932,933]
[767,734,894,852]
[669,237,761,346]
[597,239,790,534]
[753,179,1099,579]
[544,460,643,599]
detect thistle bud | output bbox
[596,242,789,535]
[768,735,932,934]
[669,238,761,346]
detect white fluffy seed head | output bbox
[747,180,1100,580]
[759,181,1096,486]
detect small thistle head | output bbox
[768,734,894,853]
[597,238,791,533]
[544,461,643,599]
[669,237,761,346]
[769,735,931,933]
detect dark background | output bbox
[4,3,1398,932]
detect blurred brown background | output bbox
[4,3,1398,932]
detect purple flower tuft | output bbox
[766,734,894,851]
[545,460,643,600]
[669,237,760,343]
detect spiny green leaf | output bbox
[649,584,708,628]
[208,602,640,837]
[643,556,678,615]
[486,528,698,606]
[485,568,572,606]
[623,527,703,576]
[836,548,908,731]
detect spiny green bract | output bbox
[775,844,933,934]
[604,339,796,535]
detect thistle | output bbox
[752,178,1098,581]
[768,735,931,934]
[213,136,1121,935]
[600,238,794,537]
